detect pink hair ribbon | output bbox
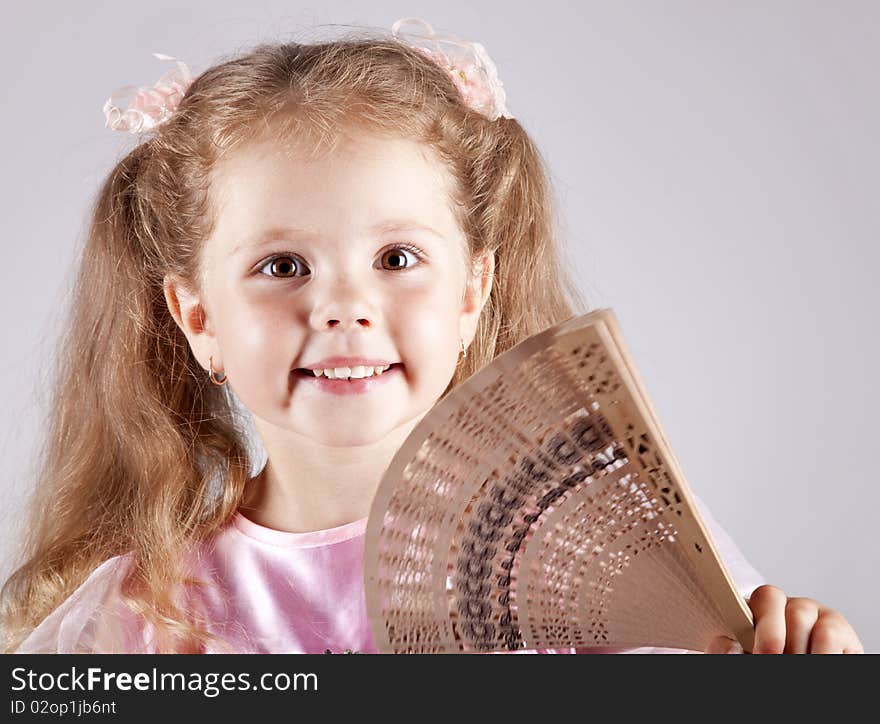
[391,18,514,121]
[103,52,194,134]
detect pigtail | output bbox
[0,144,249,653]
[443,119,592,394]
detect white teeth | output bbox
[311,364,391,379]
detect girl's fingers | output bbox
[748,585,788,654]
[783,597,819,654]
[808,611,859,654]
[742,587,864,654]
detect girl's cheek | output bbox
[237,293,301,327]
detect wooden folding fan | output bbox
[363,308,755,653]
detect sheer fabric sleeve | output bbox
[14,554,158,654]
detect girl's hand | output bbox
[704,584,864,654]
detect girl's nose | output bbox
[307,268,380,331]
[326,317,371,330]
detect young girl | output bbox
[0,18,862,655]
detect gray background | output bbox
[2,1,877,651]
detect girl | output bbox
[0,19,862,654]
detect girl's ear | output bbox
[459,248,495,342]
[163,274,217,368]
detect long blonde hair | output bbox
[1,31,590,652]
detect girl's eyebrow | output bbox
[228,220,445,256]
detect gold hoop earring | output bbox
[459,338,467,360]
[208,355,227,385]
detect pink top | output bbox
[14,493,765,654]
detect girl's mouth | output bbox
[290,363,404,396]
[291,362,403,380]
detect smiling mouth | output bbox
[290,362,404,380]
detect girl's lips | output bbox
[290,362,403,396]
[291,362,402,377]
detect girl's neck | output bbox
[239,417,425,534]
[238,465,372,533]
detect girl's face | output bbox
[165,129,492,447]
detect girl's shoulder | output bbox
[14,553,156,654]
[14,516,270,654]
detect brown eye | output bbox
[258,255,301,278]
[380,245,423,271]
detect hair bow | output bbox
[103,52,194,134]
[391,18,513,121]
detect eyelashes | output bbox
[255,243,427,279]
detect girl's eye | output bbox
[256,244,425,278]
[257,255,303,278]
[380,243,425,271]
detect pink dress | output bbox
[13,493,765,654]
